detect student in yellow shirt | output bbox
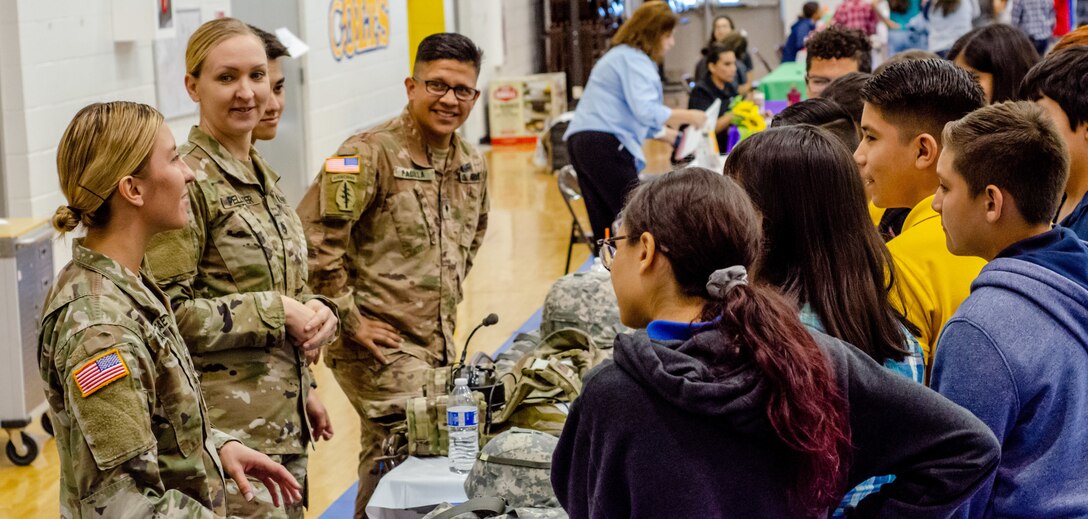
[854,59,987,365]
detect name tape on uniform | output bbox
[73,349,130,397]
[394,167,435,181]
[326,156,361,173]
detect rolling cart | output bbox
[0,219,54,465]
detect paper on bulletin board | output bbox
[153,8,202,119]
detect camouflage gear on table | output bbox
[422,428,567,519]
[540,269,630,349]
[298,107,489,510]
[225,452,307,518]
[494,331,541,379]
[297,107,489,365]
[39,241,233,518]
[144,126,335,513]
[425,502,568,519]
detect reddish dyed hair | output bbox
[1052,25,1088,52]
[621,167,852,515]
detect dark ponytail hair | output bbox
[622,167,851,516]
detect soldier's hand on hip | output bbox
[300,299,338,351]
[282,295,317,346]
[352,318,404,364]
[306,391,335,442]
[219,440,303,507]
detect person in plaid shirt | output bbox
[833,0,901,35]
[1012,0,1056,54]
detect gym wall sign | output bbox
[329,0,390,61]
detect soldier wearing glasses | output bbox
[296,32,488,513]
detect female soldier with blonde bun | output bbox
[144,18,338,517]
[40,101,301,518]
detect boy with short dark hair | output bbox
[1021,46,1088,240]
[854,58,986,363]
[930,101,1088,517]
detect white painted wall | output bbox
[297,0,410,184]
[0,0,412,269]
[0,0,226,272]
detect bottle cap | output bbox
[455,377,469,386]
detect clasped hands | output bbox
[282,296,339,364]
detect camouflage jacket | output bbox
[146,126,333,454]
[39,241,233,518]
[298,108,489,365]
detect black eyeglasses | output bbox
[413,77,479,101]
[596,234,628,271]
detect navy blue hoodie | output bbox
[932,228,1088,517]
[552,324,999,518]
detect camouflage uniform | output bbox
[146,126,334,518]
[297,108,489,512]
[39,241,233,518]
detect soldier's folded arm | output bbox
[146,187,289,354]
[61,326,218,518]
[297,140,379,342]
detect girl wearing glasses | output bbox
[564,1,707,242]
[555,167,998,517]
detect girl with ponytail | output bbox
[551,167,999,517]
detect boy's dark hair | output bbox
[248,24,289,61]
[806,26,872,73]
[414,33,484,73]
[771,98,860,151]
[1020,46,1088,131]
[821,71,871,125]
[943,101,1069,225]
[948,25,1040,103]
[704,44,736,69]
[861,58,985,144]
[802,2,821,19]
[873,49,940,75]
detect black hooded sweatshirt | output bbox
[551,327,999,518]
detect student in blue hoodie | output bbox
[782,2,821,62]
[931,100,1088,517]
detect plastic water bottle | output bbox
[447,377,478,473]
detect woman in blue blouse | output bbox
[564,1,706,241]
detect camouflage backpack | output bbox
[540,268,631,349]
[487,328,605,437]
[422,428,567,519]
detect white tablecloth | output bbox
[365,456,469,519]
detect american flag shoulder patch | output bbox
[73,349,130,397]
[325,155,361,174]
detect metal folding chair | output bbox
[557,165,595,274]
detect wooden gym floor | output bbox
[0,143,672,518]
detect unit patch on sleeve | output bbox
[322,173,360,218]
[73,349,130,397]
[325,155,362,174]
